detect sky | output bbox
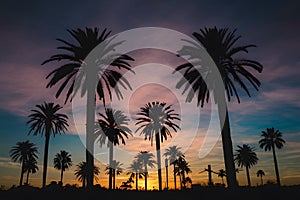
[0,0,300,189]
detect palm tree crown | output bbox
[135,102,180,145]
[42,27,134,104]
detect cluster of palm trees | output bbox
[8,26,287,189]
[233,127,285,187]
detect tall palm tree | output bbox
[27,102,69,187]
[10,141,38,186]
[174,27,263,188]
[163,145,183,189]
[127,160,144,190]
[218,169,226,185]
[234,144,258,187]
[105,160,123,189]
[259,127,285,186]
[53,150,73,185]
[42,27,134,188]
[135,151,156,191]
[256,169,265,186]
[74,161,100,188]
[24,156,39,185]
[174,155,191,189]
[135,102,181,190]
[97,108,132,189]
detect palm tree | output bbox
[256,169,265,186]
[105,160,123,189]
[53,150,73,185]
[135,151,156,191]
[174,27,263,188]
[174,155,191,189]
[97,108,132,189]
[10,141,38,186]
[127,160,144,190]
[24,156,39,185]
[42,27,134,188]
[74,161,100,188]
[135,101,181,190]
[234,144,258,187]
[27,102,69,187]
[217,169,226,185]
[163,145,183,189]
[259,127,285,186]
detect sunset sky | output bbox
[0,0,300,189]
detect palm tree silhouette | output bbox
[27,102,69,187]
[135,151,156,191]
[42,27,134,188]
[163,145,183,190]
[24,156,39,185]
[234,144,258,187]
[174,27,263,188]
[217,169,226,185]
[256,169,265,186]
[174,155,191,189]
[135,102,181,190]
[10,141,38,186]
[259,127,285,186]
[105,160,123,189]
[127,160,144,190]
[74,161,100,188]
[53,150,73,185]
[97,108,132,189]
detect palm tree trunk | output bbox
[182,171,186,189]
[217,94,238,189]
[260,176,263,185]
[42,132,50,188]
[155,133,162,191]
[246,166,251,187]
[19,160,25,186]
[144,164,148,191]
[26,170,30,185]
[83,178,86,188]
[60,168,64,185]
[86,87,96,189]
[165,158,168,190]
[179,173,182,190]
[109,141,113,190]
[173,163,176,189]
[135,172,138,190]
[112,169,116,189]
[272,144,281,186]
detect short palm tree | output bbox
[135,101,181,190]
[53,150,73,185]
[218,169,226,185]
[105,160,123,189]
[234,144,258,187]
[135,151,156,191]
[174,27,263,188]
[256,169,265,186]
[10,141,38,186]
[97,108,132,189]
[127,160,144,190]
[42,27,134,188]
[163,145,183,189]
[27,102,69,187]
[174,155,191,189]
[24,156,39,185]
[74,161,100,188]
[259,127,285,186]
